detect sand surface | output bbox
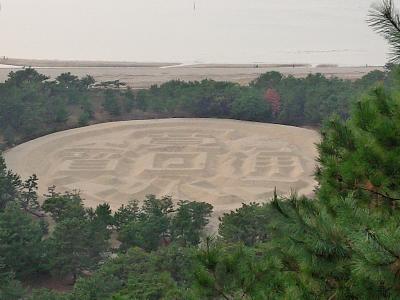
[0,59,383,89]
[4,119,319,216]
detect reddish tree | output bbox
[264,88,281,117]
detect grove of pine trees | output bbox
[1,0,400,299]
[0,72,398,298]
[0,65,388,149]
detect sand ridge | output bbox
[4,119,320,213]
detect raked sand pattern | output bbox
[4,119,319,214]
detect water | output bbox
[0,0,397,65]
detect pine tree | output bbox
[270,82,400,298]
[171,200,213,246]
[368,0,400,64]
[0,202,47,278]
[0,262,25,300]
[0,156,21,212]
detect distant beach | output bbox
[0,58,384,89]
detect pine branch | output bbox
[368,0,400,63]
[358,186,400,201]
[271,196,290,219]
[366,228,399,260]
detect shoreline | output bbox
[0,57,384,69]
[0,58,385,89]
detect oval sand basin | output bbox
[4,119,319,213]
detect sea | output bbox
[0,0,398,66]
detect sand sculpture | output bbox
[4,119,319,214]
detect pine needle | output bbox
[368,0,400,63]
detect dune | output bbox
[3,119,320,214]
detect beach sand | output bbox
[0,58,383,89]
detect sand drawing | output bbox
[4,119,320,212]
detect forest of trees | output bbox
[1,72,400,298]
[1,0,400,299]
[0,65,388,149]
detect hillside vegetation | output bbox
[0,67,387,149]
[2,0,400,298]
[1,69,400,298]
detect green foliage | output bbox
[41,189,111,282]
[0,202,47,278]
[78,110,91,126]
[42,191,113,280]
[123,88,136,113]
[47,217,107,281]
[317,85,400,204]
[0,67,387,147]
[56,72,79,88]
[80,75,96,89]
[250,71,283,88]
[219,202,273,246]
[368,0,400,64]
[231,89,271,122]
[20,174,40,212]
[264,80,400,299]
[0,263,25,300]
[111,271,183,300]
[72,246,196,299]
[113,200,140,230]
[28,289,68,300]
[0,14,398,296]
[117,195,213,251]
[5,70,398,298]
[93,203,114,226]
[0,156,21,211]
[0,69,94,146]
[118,195,174,251]
[191,238,304,300]
[42,188,86,222]
[103,90,121,116]
[5,68,49,87]
[171,200,213,246]
[0,156,44,230]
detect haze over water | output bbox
[0,0,397,66]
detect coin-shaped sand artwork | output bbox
[4,119,319,214]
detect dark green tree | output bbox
[47,216,108,283]
[231,89,271,122]
[113,200,140,230]
[79,75,96,89]
[269,81,400,298]
[0,156,21,212]
[47,217,88,282]
[218,202,272,246]
[20,174,40,213]
[5,68,49,87]
[72,246,196,299]
[171,200,213,246]
[28,289,68,300]
[103,90,121,116]
[0,262,25,300]
[0,202,47,278]
[56,72,79,89]
[191,238,302,299]
[118,195,173,252]
[42,188,86,222]
[250,71,283,88]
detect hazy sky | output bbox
[0,0,397,65]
